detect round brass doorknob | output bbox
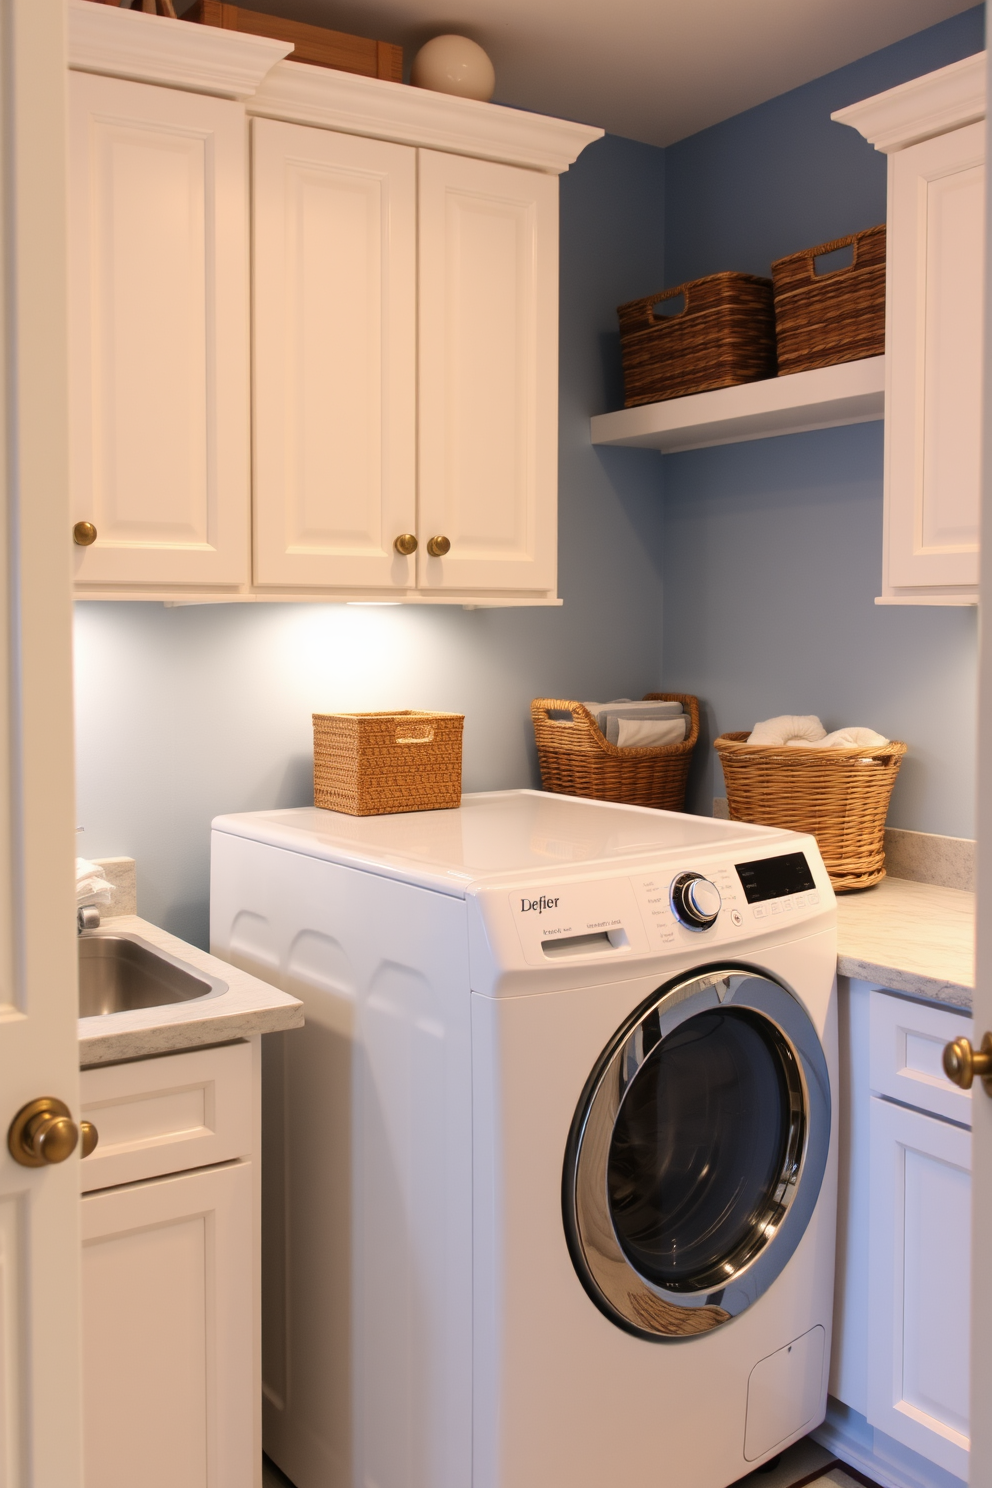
[7,1097,81,1167]
[943,1032,992,1093]
[393,533,418,555]
[81,1121,99,1159]
[426,535,450,557]
[73,521,97,547]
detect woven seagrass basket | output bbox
[772,226,885,376]
[313,710,463,816]
[617,274,776,407]
[714,732,907,891]
[531,694,699,812]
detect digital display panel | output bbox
[735,851,815,904]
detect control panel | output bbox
[507,848,826,966]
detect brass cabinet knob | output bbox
[80,1121,99,1159]
[73,521,97,547]
[8,1097,80,1167]
[943,1032,992,1093]
[426,535,450,557]
[393,533,418,556]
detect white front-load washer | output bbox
[209,790,837,1488]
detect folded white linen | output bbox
[76,857,113,907]
[748,715,826,746]
[818,726,889,749]
[616,717,687,748]
[605,706,688,744]
[587,698,684,733]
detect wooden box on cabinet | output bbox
[834,54,986,606]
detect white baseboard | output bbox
[814,1400,966,1488]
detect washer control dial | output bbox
[671,872,722,930]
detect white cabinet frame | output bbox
[67,2,602,605]
[834,52,986,606]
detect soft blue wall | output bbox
[74,134,668,947]
[659,7,984,833]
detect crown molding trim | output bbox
[248,61,604,173]
[832,51,985,154]
[67,1,291,100]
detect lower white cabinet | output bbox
[833,982,972,1483]
[866,1094,970,1478]
[78,1040,260,1488]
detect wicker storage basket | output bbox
[617,274,776,407]
[313,711,463,816]
[714,732,906,891]
[531,694,699,811]
[772,226,885,375]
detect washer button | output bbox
[730,909,743,927]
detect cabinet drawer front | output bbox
[69,72,250,589]
[80,1041,253,1192]
[869,989,972,1124]
[81,1161,254,1488]
[867,1095,970,1478]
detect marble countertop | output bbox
[836,876,975,1008]
[79,914,303,1067]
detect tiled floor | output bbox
[263,1435,881,1488]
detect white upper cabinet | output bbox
[417,150,559,596]
[66,1,602,605]
[69,71,251,590]
[252,119,417,590]
[834,53,986,605]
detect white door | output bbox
[81,1161,254,1488]
[417,149,559,596]
[0,2,83,1485]
[970,46,992,1488]
[886,120,985,593]
[252,119,417,590]
[68,72,250,589]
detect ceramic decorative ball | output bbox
[410,35,495,102]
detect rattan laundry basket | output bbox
[313,710,463,816]
[714,732,907,891]
[531,694,699,812]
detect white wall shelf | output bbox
[589,355,885,454]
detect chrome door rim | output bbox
[562,964,831,1342]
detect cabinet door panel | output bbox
[886,122,984,593]
[69,73,249,588]
[867,1095,970,1478]
[418,150,558,595]
[252,119,416,588]
[81,1161,254,1488]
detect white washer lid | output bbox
[212,790,800,894]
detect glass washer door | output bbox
[562,966,830,1341]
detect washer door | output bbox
[562,966,830,1341]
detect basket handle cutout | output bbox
[651,291,686,320]
[395,725,435,744]
[545,707,581,723]
[811,237,857,279]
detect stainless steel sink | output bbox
[78,932,227,1018]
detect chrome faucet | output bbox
[77,905,101,935]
